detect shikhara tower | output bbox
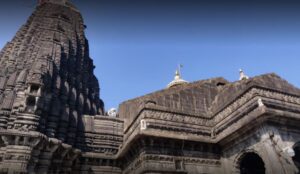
[1,0,300,174]
[0,0,104,135]
[0,0,105,173]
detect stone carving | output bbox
[140,119,147,130]
[258,98,265,107]
[0,0,104,173]
[1,0,300,173]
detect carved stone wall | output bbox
[221,125,300,174]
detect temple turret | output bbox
[0,1,104,172]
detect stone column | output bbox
[49,144,71,173]
[36,138,61,174]
[76,158,92,174]
[28,137,46,174]
[61,149,81,173]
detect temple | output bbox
[0,0,300,174]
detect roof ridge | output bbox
[120,77,228,105]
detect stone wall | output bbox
[221,124,300,174]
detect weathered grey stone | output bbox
[1,0,300,174]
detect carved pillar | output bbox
[49,144,71,173]
[28,138,46,174]
[61,149,81,173]
[57,105,69,141]
[36,138,61,174]
[66,110,78,145]
[45,75,61,138]
[56,80,69,142]
[77,158,90,174]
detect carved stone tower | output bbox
[0,0,104,173]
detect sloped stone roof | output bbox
[209,73,300,115]
[119,73,300,125]
[119,77,229,127]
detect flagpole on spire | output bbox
[177,63,183,77]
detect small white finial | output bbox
[239,69,249,80]
[107,108,117,117]
[258,98,264,107]
[174,69,180,80]
[167,65,188,88]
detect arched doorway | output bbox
[239,152,265,174]
[293,143,300,173]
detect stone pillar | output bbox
[61,149,81,173]
[66,110,78,145]
[28,138,46,174]
[48,144,71,173]
[36,138,61,174]
[46,97,61,138]
[56,105,69,141]
[76,158,90,174]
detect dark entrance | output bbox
[293,144,300,173]
[240,152,265,174]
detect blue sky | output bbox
[1,0,300,110]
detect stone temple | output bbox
[0,0,300,174]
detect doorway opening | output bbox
[293,143,300,173]
[239,152,265,174]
